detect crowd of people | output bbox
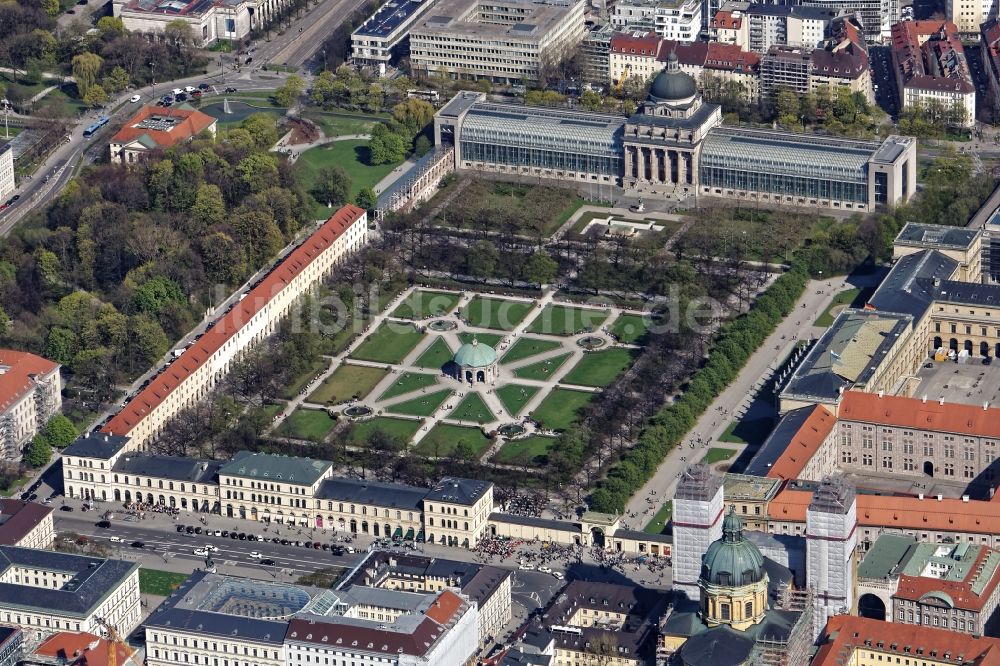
[499,491,548,517]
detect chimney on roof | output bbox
[922,395,927,403]
[878,390,884,398]
[939,397,945,405]
[985,402,990,410]
[937,494,943,501]
[918,493,924,500]
[104,435,108,441]
[962,495,969,502]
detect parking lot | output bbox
[912,358,1000,405]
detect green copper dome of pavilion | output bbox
[453,338,497,368]
[700,507,766,587]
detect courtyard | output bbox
[271,287,651,464]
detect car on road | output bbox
[538,566,553,574]
[176,525,186,532]
[345,546,356,554]
[205,545,219,552]
[213,530,222,537]
[224,87,238,93]
[96,520,111,528]
[551,571,564,580]
[109,536,124,543]
[129,94,141,103]
[176,93,188,101]
[193,548,208,556]
[230,532,239,539]
[131,541,144,549]
[518,563,535,571]
[249,551,262,559]
[59,505,73,512]
[331,545,345,556]
[260,558,276,566]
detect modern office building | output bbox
[580,23,615,84]
[607,0,702,40]
[0,350,60,464]
[351,0,442,72]
[434,60,915,212]
[99,205,368,450]
[408,0,586,84]
[891,20,976,127]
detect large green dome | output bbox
[700,508,766,588]
[648,51,697,103]
[453,338,497,368]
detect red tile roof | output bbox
[35,632,138,666]
[839,390,1000,439]
[893,546,1000,611]
[814,615,1000,666]
[704,42,760,73]
[658,40,709,67]
[110,105,216,150]
[425,589,464,625]
[0,500,52,545]
[711,10,741,30]
[891,20,975,94]
[766,405,835,480]
[102,205,366,437]
[0,350,58,413]
[610,32,660,56]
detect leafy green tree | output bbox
[164,20,195,48]
[413,134,432,157]
[96,16,126,37]
[467,240,498,281]
[391,98,435,133]
[128,314,169,369]
[0,305,9,335]
[132,276,185,315]
[190,183,226,231]
[43,415,79,448]
[524,250,558,286]
[237,153,279,193]
[102,66,130,93]
[83,84,108,109]
[368,124,406,165]
[355,187,377,212]
[41,0,59,16]
[45,327,77,365]
[71,52,103,96]
[274,74,305,107]
[24,434,51,467]
[232,208,283,264]
[200,232,246,285]
[311,165,351,207]
[240,114,279,149]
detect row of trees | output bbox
[589,263,811,512]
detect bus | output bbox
[83,116,110,139]
[406,89,440,102]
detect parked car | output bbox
[172,88,183,96]
[193,548,209,556]
[60,505,74,512]
[260,558,276,566]
[129,94,141,103]
[518,563,535,571]
[538,566,553,574]
[331,545,345,556]
[176,93,188,101]
[224,87,238,93]
[184,85,196,93]
[213,530,222,537]
[198,82,210,90]
[345,546,356,554]
[131,541,144,549]
[551,571,565,580]
[176,525,186,532]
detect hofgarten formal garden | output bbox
[272,286,651,466]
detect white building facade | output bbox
[0,351,60,464]
[806,478,857,639]
[672,465,725,600]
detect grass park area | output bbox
[495,384,540,416]
[562,349,635,387]
[347,417,421,444]
[260,403,283,421]
[297,140,401,215]
[377,372,438,401]
[532,388,592,431]
[387,389,452,417]
[457,331,503,348]
[611,314,653,344]
[703,447,738,465]
[449,392,494,423]
[643,501,673,535]
[814,288,863,327]
[526,305,609,336]
[414,338,454,369]
[279,358,326,400]
[493,435,557,465]
[301,109,385,139]
[415,424,492,458]
[308,364,388,405]
[139,569,191,596]
[462,297,533,331]
[392,290,460,320]
[281,409,336,441]
[501,337,562,365]
[514,353,571,381]
[349,322,423,364]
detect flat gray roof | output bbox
[895,223,979,250]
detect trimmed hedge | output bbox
[588,263,811,513]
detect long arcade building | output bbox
[434,59,916,212]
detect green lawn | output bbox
[610,314,653,344]
[561,349,636,387]
[377,372,438,401]
[814,288,862,327]
[308,364,388,404]
[139,569,190,596]
[386,389,453,417]
[514,353,572,381]
[493,435,557,465]
[718,421,746,444]
[282,409,336,441]
[280,358,327,400]
[525,305,610,336]
[347,417,421,445]
[449,392,495,423]
[643,501,673,535]
[702,447,738,465]
[457,331,503,348]
[392,290,461,319]
[349,322,424,364]
[414,424,492,458]
[495,384,540,416]
[260,403,283,421]
[414,338,454,370]
[501,337,563,365]
[297,140,402,216]
[531,388,592,431]
[301,109,385,138]
[462,297,534,331]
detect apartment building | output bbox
[608,0,701,40]
[982,19,1000,116]
[0,350,60,464]
[0,501,54,550]
[760,32,871,100]
[891,20,976,127]
[761,45,813,95]
[62,433,130,503]
[100,204,368,450]
[344,550,512,647]
[0,143,14,204]
[219,451,334,524]
[947,0,995,35]
[0,547,140,640]
[858,534,1000,635]
[408,0,586,84]
[714,2,844,53]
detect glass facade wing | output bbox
[459,103,624,176]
